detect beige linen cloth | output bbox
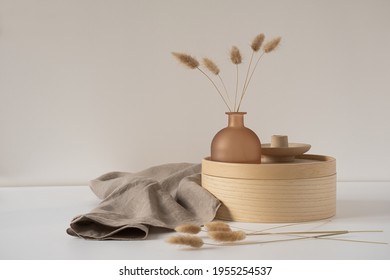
[66,163,220,240]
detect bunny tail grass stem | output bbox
[247,230,383,236]
[228,219,333,234]
[238,232,365,246]
[266,232,388,246]
[238,51,255,111]
[230,46,242,111]
[202,238,386,247]
[211,233,332,247]
[247,230,350,236]
[209,232,387,247]
[218,74,232,110]
[314,237,388,245]
[233,64,238,112]
[237,51,265,111]
[197,68,232,111]
[234,64,239,111]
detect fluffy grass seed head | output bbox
[208,230,246,242]
[251,33,265,52]
[174,224,202,234]
[166,235,204,248]
[203,58,220,75]
[230,46,242,64]
[172,52,199,69]
[205,221,232,232]
[263,37,282,53]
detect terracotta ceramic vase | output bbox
[211,112,261,163]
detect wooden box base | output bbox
[201,154,336,223]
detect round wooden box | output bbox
[201,154,336,223]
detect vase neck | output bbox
[226,112,246,127]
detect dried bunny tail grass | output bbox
[237,36,281,111]
[238,33,265,111]
[230,46,242,64]
[208,230,246,242]
[263,37,282,53]
[230,46,242,110]
[197,67,232,111]
[174,224,202,234]
[207,225,232,232]
[172,52,199,69]
[251,33,265,52]
[166,235,204,248]
[205,221,230,227]
[205,221,231,232]
[203,58,233,109]
[172,52,232,111]
[203,58,220,75]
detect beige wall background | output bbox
[1,0,389,186]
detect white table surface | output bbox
[0,182,389,260]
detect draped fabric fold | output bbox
[66,163,220,240]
